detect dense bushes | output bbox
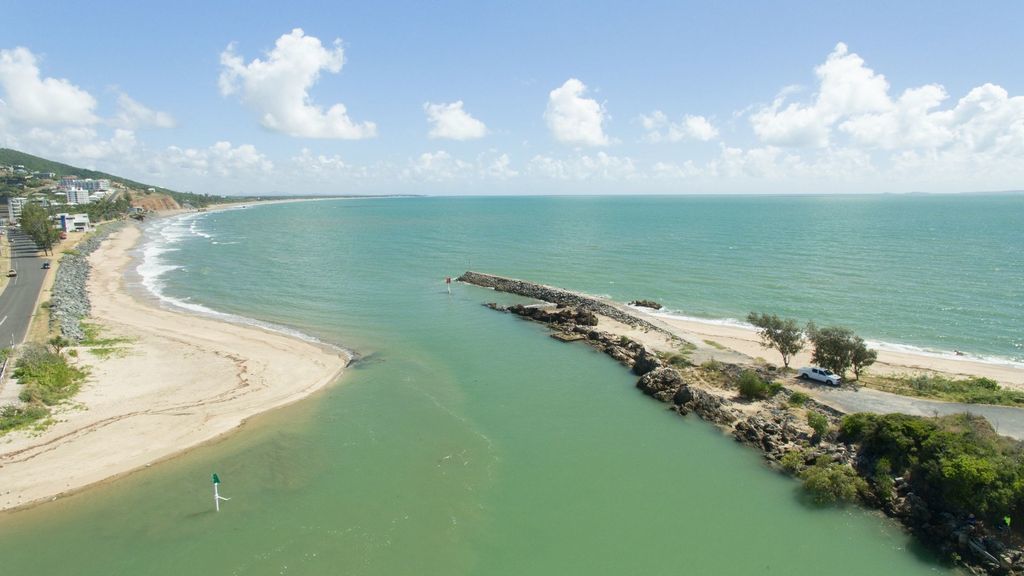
[839,412,1024,521]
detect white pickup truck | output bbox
[797,366,841,386]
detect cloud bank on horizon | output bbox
[0,29,1022,195]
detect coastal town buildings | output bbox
[55,212,90,232]
[59,177,109,193]
[66,188,91,205]
[7,196,27,222]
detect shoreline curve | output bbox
[0,222,348,513]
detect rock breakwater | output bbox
[470,273,1023,575]
[50,223,126,342]
[459,271,670,335]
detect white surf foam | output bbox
[136,213,346,353]
[640,307,1024,369]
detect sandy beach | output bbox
[636,312,1024,391]
[0,223,348,512]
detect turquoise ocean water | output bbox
[2,194,1020,575]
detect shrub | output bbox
[780,449,807,474]
[0,403,49,433]
[738,370,769,400]
[800,461,868,505]
[14,343,86,406]
[873,457,895,501]
[807,411,830,438]
[700,359,723,372]
[789,391,810,407]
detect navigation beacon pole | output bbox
[212,473,230,512]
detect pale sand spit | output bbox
[0,224,348,512]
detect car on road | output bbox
[6,269,16,278]
[797,366,841,386]
[42,262,51,269]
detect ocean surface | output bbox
[4,193,1021,575]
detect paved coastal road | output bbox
[796,382,1024,440]
[0,229,47,349]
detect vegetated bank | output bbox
[0,223,125,435]
[458,271,1024,576]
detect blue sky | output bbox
[1,1,1022,195]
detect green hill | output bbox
[0,148,234,208]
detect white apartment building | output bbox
[66,188,91,205]
[58,177,110,192]
[7,197,27,222]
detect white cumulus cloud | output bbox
[424,100,487,140]
[750,42,890,147]
[545,78,609,146]
[403,149,519,181]
[159,141,274,177]
[405,150,474,181]
[112,92,175,129]
[0,46,98,126]
[640,110,718,142]
[528,152,636,180]
[219,28,376,139]
[0,46,175,168]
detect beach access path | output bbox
[0,223,348,512]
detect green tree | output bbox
[747,312,805,368]
[48,335,70,356]
[850,337,877,380]
[806,323,875,379]
[19,202,60,255]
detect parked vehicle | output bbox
[797,366,841,386]
[6,269,16,278]
[42,262,51,269]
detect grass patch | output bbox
[700,358,723,373]
[0,404,49,434]
[860,372,1024,406]
[88,346,129,359]
[789,391,810,407]
[703,339,727,350]
[14,343,87,405]
[80,322,134,347]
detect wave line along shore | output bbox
[0,223,348,512]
